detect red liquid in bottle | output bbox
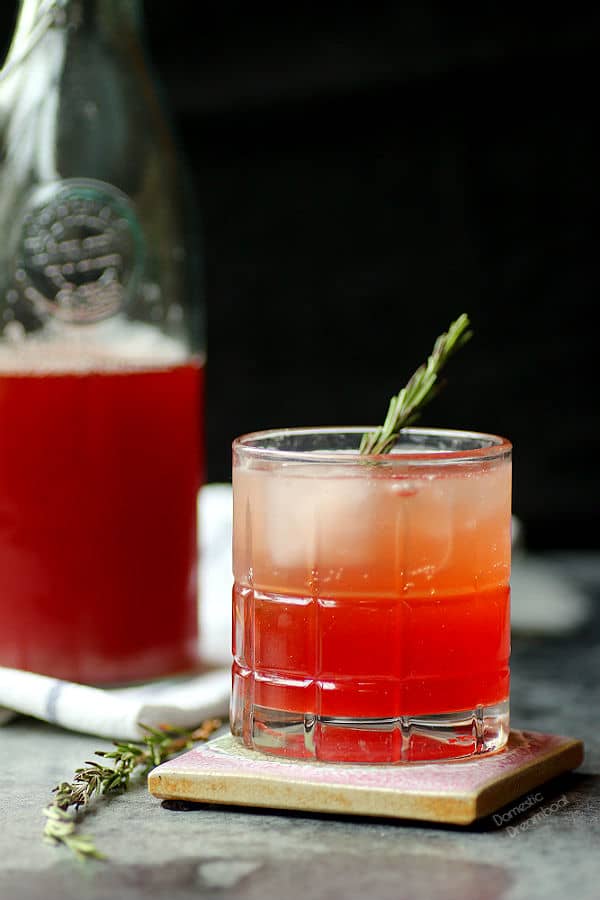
[0,349,203,684]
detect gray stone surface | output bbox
[1,553,599,900]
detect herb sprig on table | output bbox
[359,313,473,455]
[43,718,221,860]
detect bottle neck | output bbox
[63,0,142,30]
[3,0,143,79]
[9,1,142,48]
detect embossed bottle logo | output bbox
[15,178,144,324]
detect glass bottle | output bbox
[0,0,205,683]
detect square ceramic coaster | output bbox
[148,729,584,825]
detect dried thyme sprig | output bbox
[43,718,221,860]
[359,313,473,455]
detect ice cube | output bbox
[262,463,376,573]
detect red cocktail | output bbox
[231,427,511,763]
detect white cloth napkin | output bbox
[0,484,233,740]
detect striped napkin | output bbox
[0,484,233,740]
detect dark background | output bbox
[2,4,598,550]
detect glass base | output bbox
[232,701,509,764]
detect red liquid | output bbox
[0,359,203,683]
[233,584,510,719]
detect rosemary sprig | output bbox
[43,718,221,860]
[359,313,473,455]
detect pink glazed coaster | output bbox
[148,730,584,825]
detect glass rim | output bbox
[233,426,512,465]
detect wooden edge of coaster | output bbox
[473,736,585,822]
[149,765,475,825]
